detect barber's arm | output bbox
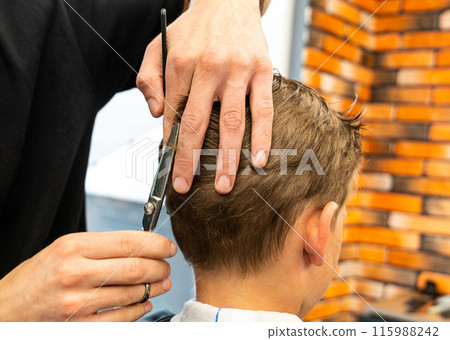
[0,231,176,321]
[137,0,273,195]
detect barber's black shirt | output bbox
[0,0,183,278]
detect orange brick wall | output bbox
[301,0,450,321]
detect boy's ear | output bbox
[303,202,338,266]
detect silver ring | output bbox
[139,283,151,304]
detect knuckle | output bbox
[222,108,244,132]
[199,51,221,72]
[181,111,204,133]
[119,286,135,306]
[119,234,136,257]
[53,234,78,256]
[256,98,274,119]
[136,74,150,91]
[174,153,193,172]
[59,264,82,287]
[254,55,273,73]
[231,55,251,71]
[60,295,79,318]
[127,259,145,282]
[169,53,192,73]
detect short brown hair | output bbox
[166,75,362,274]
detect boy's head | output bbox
[166,75,362,314]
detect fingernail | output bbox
[254,150,267,168]
[162,278,172,291]
[170,242,177,256]
[145,301,153,313]
[173,177,189,193]
[217,175,231,193]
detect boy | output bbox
[165,75,362,321]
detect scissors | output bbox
[142,8,180,232]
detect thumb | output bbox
[137,35,165,118]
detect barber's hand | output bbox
[137,0,273,194]
[0,231,176,321]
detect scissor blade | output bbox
[142,122,180,231]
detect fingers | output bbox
[215,85,246,194]
[249,57,274,168]
[76,231,177,260]
[162,51,196,147]
[171,70,217,193]
[136,35,165,117]
[90,301,153,322]
[88,258,171,286]
[85,279,172,314]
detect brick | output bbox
[370,14,437,33]
[372,70,397,85]
[329,96,364,116]
[364,104,394,120]
[323,0,360,24]
[350,278,384,299]
[383,284,416,298]
[363,122,428,140]
[345,207,388,225]
[373,33,400,51]
[422,234,450,257]
[433,87,450,104]
[437,49,450,67]
[425,159,450,177]
[372,87,430,104]
[362,139,392,155]
[430,124,450,141]
[440,9,450,29]
[323,35,362,62]
[323,312,358,322]
[358,244,386,262]
[340,243,359,260]
[303,48,341,75]
[404,0,450,12]
[398,69,450,86]
[316,72,356,97]
[397,106,450,122]
[387,249,450,275]
[324,280,351,298]
[340,59,374,85]
[362,157,424,176]
[303,299,340,321]
[348,191,422,213]
[352,0,401,14]
[344,226,420,250]
[356,84,371,101]
[404,32,450,49]
[424,197,450,217]
[340,296,365,315]
[394,177,450,197]
[396,141,450,159]
[375,51,434,68]
[347,24,371,50]
[417,272,450,295]
[336,259,358,278]
[359,261,418,286]
[311,8,346,37]
[357,173,393,191]
[388,212,450,235]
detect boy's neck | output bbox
[194,266,303,316]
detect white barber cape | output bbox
[171,299,302,322]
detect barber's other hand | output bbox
[137,0,273,195]
[0,231,176,321]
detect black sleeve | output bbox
[65,0,184,101]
